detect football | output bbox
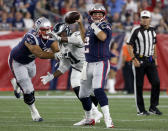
[64,11,80,24]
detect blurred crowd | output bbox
[0,0,168,33]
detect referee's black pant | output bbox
[122,61,134,94]
[134,58,160,112]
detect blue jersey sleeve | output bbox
[98,22,112,37]
[25,33,38,45]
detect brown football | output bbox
[64,11,80,24]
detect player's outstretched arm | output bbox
[50,41,60,53]
[76,15,85,43]
[48,31,69,43]
[25,42,63,60]
[90,23,107,41]
[25,42,54,59]
[49,31,83,46]
[40,70,63,85]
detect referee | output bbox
[127,10,162,115]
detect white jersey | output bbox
[58,31,85,73]
[59,31,85,61]
[57,31,85,88]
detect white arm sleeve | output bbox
[57,58,71,74]
[67,31,84,47]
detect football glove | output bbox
[48,31,61,42]
[54,52,64,60]
[40,72,54,85]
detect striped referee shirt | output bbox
[127,25,157,57]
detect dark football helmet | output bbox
[53,23,71,36]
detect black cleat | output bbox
[14,90,21,98]
[137,110,150,116]
[38,118,43,122]
[149,107,162,115]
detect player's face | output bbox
[39,27,52,40]
[59,31,68,37]
[91,12,104,23]
[140,17,151,28]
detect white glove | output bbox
[54,52,64,60]
[91,23,101,35]
[48,31,61,42]
[40,72,54,85]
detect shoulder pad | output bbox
[98,22,111,30]
[25,33,37,45]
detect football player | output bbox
[40,22,103,124]
[8,17,62,122]
[76,4,114,128]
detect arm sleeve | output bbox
[25,33,39,45]
[98,23,112,37]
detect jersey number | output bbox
[84,37,89,53]
[64,52,80,64]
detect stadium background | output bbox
[0,0,168,92]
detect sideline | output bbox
[0,95,168,99]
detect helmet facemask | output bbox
[39,27,52,40]
[89,4,106,24]
[90,11,106,23]
[34,17,53,40]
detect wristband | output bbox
[91,23,102,35]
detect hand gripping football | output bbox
[64,11,80,24]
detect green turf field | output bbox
[0,91,167,131]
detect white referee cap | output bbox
[140,10,151,18]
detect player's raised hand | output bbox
[40,72,54,85]
[76,14,86,42]
[76,14,82,23]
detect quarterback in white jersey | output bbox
[40,23,103,125]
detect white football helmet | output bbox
[89,4,106,23]
[34,17,52,40]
